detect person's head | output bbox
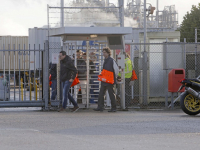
[76,50,83,59]
[89,52,97,62]
[102,47,111,58]
[82,52,86,60]
[59,51,66,60]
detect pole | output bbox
[184,38,186,70]
[157,0,159,28]
[118,0,126,109]
[195,28,197,77]
[118,0,124,27]
[86,41,90,108]
[195,28,197,43]
[165,38,168,108]
[60,0,64,27]
[143,0,148,105]
[44,40,49,110]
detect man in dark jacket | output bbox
[93,47,119,112]
[59,51,79,112]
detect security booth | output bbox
[49,27,132,109]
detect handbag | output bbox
[71,75,80,87]
[98,69,114,84]
[131,70,138,81]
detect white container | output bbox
[28,27,61,70]
[0,36,29,71]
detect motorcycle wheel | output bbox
[180,92,200,115]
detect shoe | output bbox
[93,108,103,112]
[71,106,79,112]
[108,109,116,112]
[58,107,65,112]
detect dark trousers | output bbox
[125,78,131,107]
[98,84,116,110]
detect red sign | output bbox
[116,44,130,55]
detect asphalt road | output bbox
[0,108,200,150]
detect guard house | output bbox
[49,26,132,109]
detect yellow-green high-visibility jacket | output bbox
[118,58,133,78]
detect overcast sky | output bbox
[0,0,199,36]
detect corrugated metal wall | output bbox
[0,36,29,71]
[28,27,60,69]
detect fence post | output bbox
[195,28,197,77]
[30,77,32,101]
[165,39,168,108]
[43,40,49,110]
[184,38,186,70]
[35,79,37,101]
[21,78,23,101]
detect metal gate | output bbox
[48,41,123,109]
[0,41,49,109]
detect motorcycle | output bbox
[177,76,200,115]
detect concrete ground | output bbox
[0,108,200,150]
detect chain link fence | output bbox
[123,42,200,109]
[48,41,200,110]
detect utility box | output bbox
[117,53,125,69]
[168,69,185,92]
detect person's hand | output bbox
[69,79,74,82]
[117,76,121,82]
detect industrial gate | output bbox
[0,41,49,109]
[49,41,118,109]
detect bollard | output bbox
[21,78,23,101]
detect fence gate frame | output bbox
[0,41,49,110]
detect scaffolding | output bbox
[124,0,178,29]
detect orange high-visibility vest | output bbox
[98,69,114,84]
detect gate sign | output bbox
[52,53,59,64]
[116,44,130,55]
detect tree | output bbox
[180,3,200,42]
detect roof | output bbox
[49,27,132,41]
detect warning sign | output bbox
[52,53,59,64]
[116,44,130,55]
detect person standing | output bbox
[76,50,87,104]
[118,52,133,108]
[58,51,79,112]
[94,47,119,112]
